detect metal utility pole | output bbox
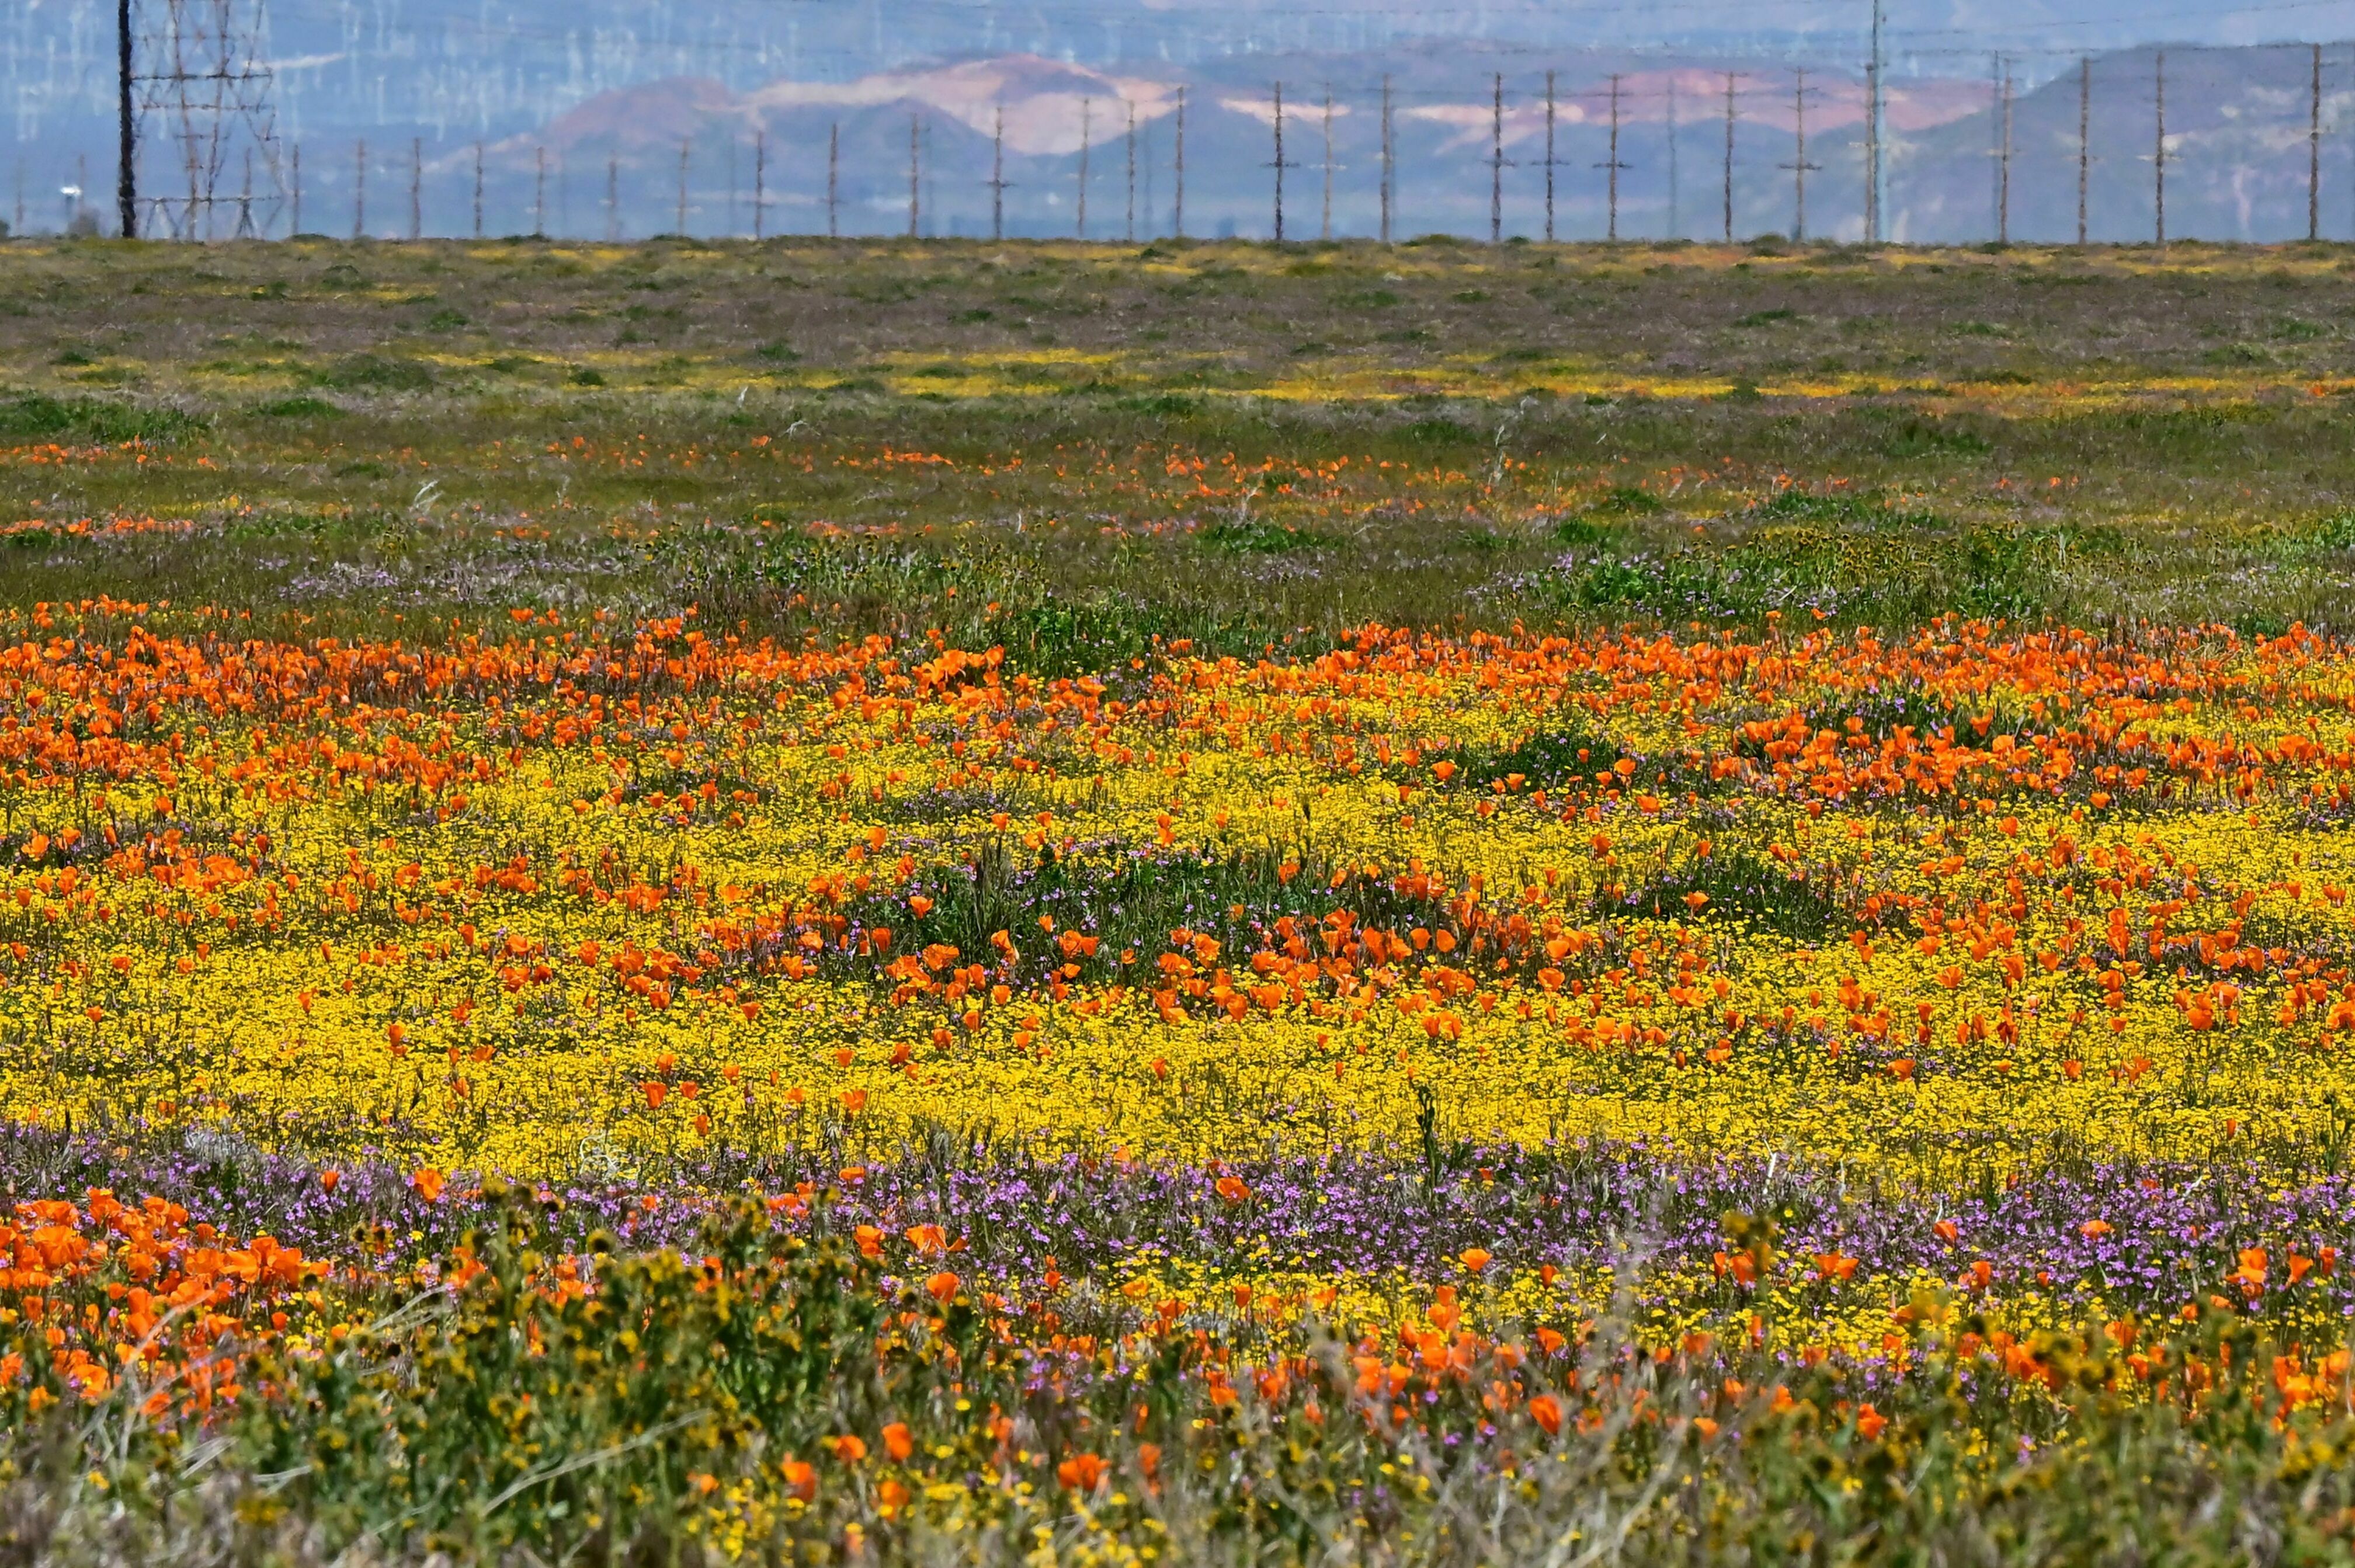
[353,139,366,239]
[1598,74,1628,241]
[1078,97,1092,238]
[2155,51,2166,247]
[1320,85,1334,241]
[988,107,1009,241]
[1270,82,1289,242]
[473,142,484,239]
[606,155,618,242]
[2312,41,2325,242]
[534,147,547,238]
[908,116,921,238]
[827,123,839,238]
[291,143,301,234]
[678,140,692,234]
[1489,73,1506,243]
[1782,70,1819,242]
[1866,0,1885,243]
[1173,86,1186,238]
[1380,75,1394,243]
[1128,100,1140,242]
[409,137,422,241]
[2078,57,2091,246]
[753,131,766,240]
[1544,71,1558,242]
[1998,59,2013,245]
[116,0,136,237]
[1722,73,1739,242]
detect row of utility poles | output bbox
[73,12,2355,248]
[1975,43,2330,248]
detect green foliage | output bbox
[1623,843,1853,941]
[0,393,204,444]
[313,354,436,392]
[1197,518,1331,554]
[248,395,343,420]
[1526,512,2091,629]
[1857,406,1995,458]
[11,1190,2355,1564]
[230,1191,969,1556]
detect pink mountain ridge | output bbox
[493,54,1996,168]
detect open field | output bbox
[7,238,2355,1564]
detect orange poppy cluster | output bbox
[0,1192,322,1418]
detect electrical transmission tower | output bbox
[130,0,287,240]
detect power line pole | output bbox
[1782,69,1818,241]
[353,139,366,239]
[1320,85,1334,241]
[753,131,766,241]
[1271,82,1290,242]
[679,138,692,235]
[1173,86,1186,238]
[534,147,546,238]
[1866,0,1885,244]
[1998,58,2013,245]
[907,116,922,238]
[116,0,136,237]
[827,123,839,238]
[1597,74,1628,241]
[291,142,301,235]
[473,142,484,239]
[1077,97,1092,239]
[2078,57,2091,246]
[409,137,422,241]
[988,106,1010,241]
[606,154,618,243]
[1380,75,1394,243]
[1127,99,1139,242]
[2312,41,2324,242]
[1537,71,1560,242]
[1489,72,1507,244]
[1722,72,1740,243]
[2155,50,2166,248]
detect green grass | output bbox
[2,235,2354,657]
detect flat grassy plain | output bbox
[11,239,2355,1564]
[7,236,2355,645]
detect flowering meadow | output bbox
[7,239,2355,1563]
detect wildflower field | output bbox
[11,238,2355,1563]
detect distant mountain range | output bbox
[8,0,2355,242]
[466,46,2355,245]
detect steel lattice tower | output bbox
[130,0,286,239]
